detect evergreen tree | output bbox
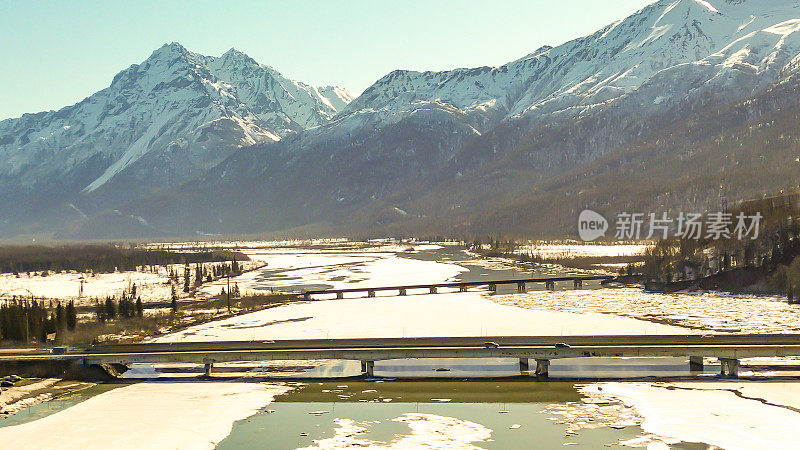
[183,265,190,293]
[104,297,117,319]
[136,297,144,318]
[66,301,77,331]
[119,297,128,318]
[95,301,106,323]
[55,302,66,331]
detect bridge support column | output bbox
[689,356,704,371]
[719,358,739,378]
[399,289,407,296]
[336,291,343,299]
[519,358,530,375]
[429,287,437,294]
[488,284,496,293]
[304,293,311,300]
[517,282,526,293]
[573,279,582,289]
[367,290,375,298]
[361,360,375,377]
[535,359,550,378]
[203,361,214,377]
[459,286,468,292]
[545,281,555,290]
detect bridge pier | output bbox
[459,286,468,292]
[689,356,704,371]
[517,282,526,293]
[399,288,407,296]
[361,360,375,377]
[304,293,311,300]
[719,358,739,378]
[336,291,343,299]
[535,359,550,378]
[488,283,496,293]
[573,279,582,289]
[519,357,530,374]
[429,287,437,294]
[203,361,214,377]
[367,290,375,298]
[545,281,555,291]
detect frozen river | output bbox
[2,241,800,449]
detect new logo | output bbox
[578,209,608,241]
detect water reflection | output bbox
[217,381,644,449]
[139,356,711,380]
[297,356,700,379]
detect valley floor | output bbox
[1,241,799,449]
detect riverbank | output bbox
[0,378,94,418]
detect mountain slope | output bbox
[134,0,800,238]
[0,43,353,234]
[10,0,800,239]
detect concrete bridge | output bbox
[302,275,615,300]
[3,334,800,379]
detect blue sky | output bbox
[0,0,655,120]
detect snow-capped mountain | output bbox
[343,0,800,131]
[5,0,800,239]
[0,42,353,198]
[204,48,354,135]
[159,0,800,238]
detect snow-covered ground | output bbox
[0,382,291,450]
[493,288,799,334]
[0,260,264,305]
[0,270,170,305]
[582,381,800,450]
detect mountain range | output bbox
[3,0,800,240]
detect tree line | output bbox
[0,244,248,274]
[0,298,77,342]
[168,260,243,294]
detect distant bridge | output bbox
[3,334,800,379]
[302,275,615,299]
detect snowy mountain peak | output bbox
[147,41,193,62]
[0,43,353,197]
[218,47,261,67]
[342,0,800,130]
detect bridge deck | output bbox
[302,275,614,298]
[3,334,799,366]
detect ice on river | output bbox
[299,413,492,449]
[586,381,800,450]
[168,247,689,341]
[494,288,800,334]
[157,290,687,342]
[198,249,466,297]
[0,382,291,450]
